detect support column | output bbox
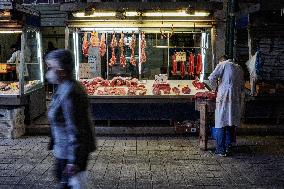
[226,0,237,59]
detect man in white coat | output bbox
[208,55,244,156]
[7,44,29,79]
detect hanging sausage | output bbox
[172,53,177,75]
[188,52,194,77]
[196,53,202,75]
[109,33,117,67]
[140,32,147,64]
[119,32,126,67]
[129,32,136,66]
[99,33,106,57]
[82,32,89,57]
[180,61,185,79]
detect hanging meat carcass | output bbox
[119,32,126,67]
[90,31,100,47]
[196,53,202,75]
[140,32,147,64]
[109,33,117,66]
[180,61,185,79]
[129,32,136,66]
[188,52,194,77]
[99,33,106,57]
[172,53,177,75]
[82,32,89,57]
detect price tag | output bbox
[175,52,186,62]
[154,74,168,84]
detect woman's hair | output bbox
[45,49,74,73]
[218,55,228,62]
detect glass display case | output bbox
[24,29,44,93]
[66,8,218,122]
[69,28,211,97]
[0,4,45,123]
[0,32,21,95]
[0,29,44,96]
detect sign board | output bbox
[176,52,186,62]
[0,0,12,9]
[79,63,96,79]
[87,46,101,77]
[154,74,168,84]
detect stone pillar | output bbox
[0,107,25,139]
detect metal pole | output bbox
[65,26,69,50]
[19,28,26,96]
[211,26,216,69]
[138,31,141,80]
[226,0,236,59]
[106,32,109,80]
[167,33,170,77]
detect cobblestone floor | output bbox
[0,135,284,189]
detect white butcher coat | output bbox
[208,60,244,128]
[7,50,29,77]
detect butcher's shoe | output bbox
[217,153,227,157]
[211,150,227,157]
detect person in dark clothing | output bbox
[45,49,96,189]
[45,41,57,56]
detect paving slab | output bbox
[0,135,284,188]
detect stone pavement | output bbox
[0,135,284,189]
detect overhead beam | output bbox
[60,1,223,12]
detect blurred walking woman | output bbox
[45,49,96,189]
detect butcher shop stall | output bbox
[0,3,45,138]
[65,5,219,132]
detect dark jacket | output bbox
[48,80,96,165]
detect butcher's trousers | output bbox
[215,126,235,154]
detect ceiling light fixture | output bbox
[73,11,210,18]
